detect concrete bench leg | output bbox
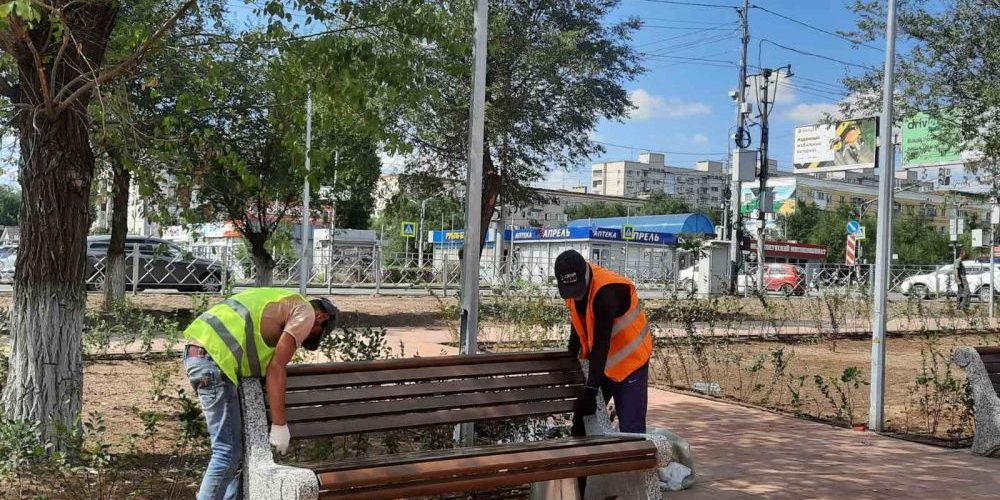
[954,347,1000,457]
[240,379,320,499]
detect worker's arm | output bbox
[568,324,581,357]
[584,285,626,390]
[266,333,298,426]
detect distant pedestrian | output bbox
[956,250,971,311]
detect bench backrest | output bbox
[976,346,1000,396]
[274,351,585,439]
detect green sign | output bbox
[400,221,417,238]
[902,111,965,167]
[622,224,636,241]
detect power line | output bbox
[635,21,737,48]
[759,38,878,71]
[641,0,738,8]
[750,5,884,52]
[592,140,726,157]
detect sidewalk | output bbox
[650,389,1000,499]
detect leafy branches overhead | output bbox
[842,1,1000,188]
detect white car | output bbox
[967,266,1000,302]
[900,261,987,300]
[0,246,15,283]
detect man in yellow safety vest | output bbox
[182,287,338,500]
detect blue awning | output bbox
[566,213,716,235]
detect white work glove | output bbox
[269,424,290,455]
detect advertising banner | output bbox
[793,118,877,173]
[901,110,970,167]
[740,185,796,216]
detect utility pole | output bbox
[458,0,489,445]
[869,0,898,434]
[299,88,312,296]
[752,65,791,293]
[729,0,751,294]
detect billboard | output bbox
[901,111,970,167]
[793,118,877,173]
[740,185,796,216]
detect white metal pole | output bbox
[299,89,313,296]
[419,199,427,268]
[459,0,489,357]
[991,223,995,319]
[457,0,489,446]
[869,0,898,433]
[730,0,750,293]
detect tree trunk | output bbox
[479,138,501,251]
[247,233,275,286]
[103,163,131,310]
[2,110,94,442]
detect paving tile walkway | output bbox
[651,389,1000,499]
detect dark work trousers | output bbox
[571,363,649,493]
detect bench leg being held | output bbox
[954,347,1000,457]
[240,379,320,500]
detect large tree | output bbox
[401,0,642,248]
[0,0,197,442]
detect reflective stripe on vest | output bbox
[567,263,651,382]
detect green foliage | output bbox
[401,0,643,240]
[82,300,181,357]
[319,326,393,362]
[779,201,822,242]
[0,186,20,226]
[373,175,463,255]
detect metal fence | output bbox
[70,243,982,301]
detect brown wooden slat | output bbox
[983,362,1000,374]
[994,382,1000,396]
[979,353,1000,365]
[289,400,575,438]
[975,346,1000,356]
[990,373,1000,384]
[318,456,658,500]
[288,351,576,377]
[317,439,655,489]
[305,436,644,475]
[286,358,581,391]
[285,386,583,423]
[280,371,584,407]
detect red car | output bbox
[762,263,807,296]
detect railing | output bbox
[60,242,980,303]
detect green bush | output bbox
[320,326,393,362]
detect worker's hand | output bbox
[270,424,291,455]
[573,387,599,417]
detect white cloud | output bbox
[629,89,711,120]
[692,133,710,145]
[784,103,842,124]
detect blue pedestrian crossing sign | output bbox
[846,220,860,234]
[622,224,636,241]
[401,222,417,238]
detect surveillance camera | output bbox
[728,90,738,101]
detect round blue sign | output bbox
[846,220,860,234]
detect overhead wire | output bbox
[750,5,884,52]
[640,0,738,8]
[592,140,726,156]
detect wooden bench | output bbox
[239,351,672,499]
[953,346,1000,456]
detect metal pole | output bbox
[131,244,140,296]
[328,161,337,295]
[991,223,995,319]
[299,89,313,296]
[756,69,772,294]
[419,199,427,268]
[459,0,488,358]
[730,0,750,294]
[869,0,898,433]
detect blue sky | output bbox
[539,0,891,190]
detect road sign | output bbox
[401,221,417,238]
[949,218,965,242]
[847,220,860,234]
[856,227,866,240]
[992,206,1000,225]
[973,228,985,247]
[622,224,636,241]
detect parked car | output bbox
[899,261,987,300]
[0,246,15,283]
[680,263,806,296]
[966,265,1000,302]
[86,236,225,292]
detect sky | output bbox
[536,0,892,190]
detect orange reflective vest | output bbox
[567,263,651,382]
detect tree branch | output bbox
[10,18,53,113]
[56,0,197,112]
